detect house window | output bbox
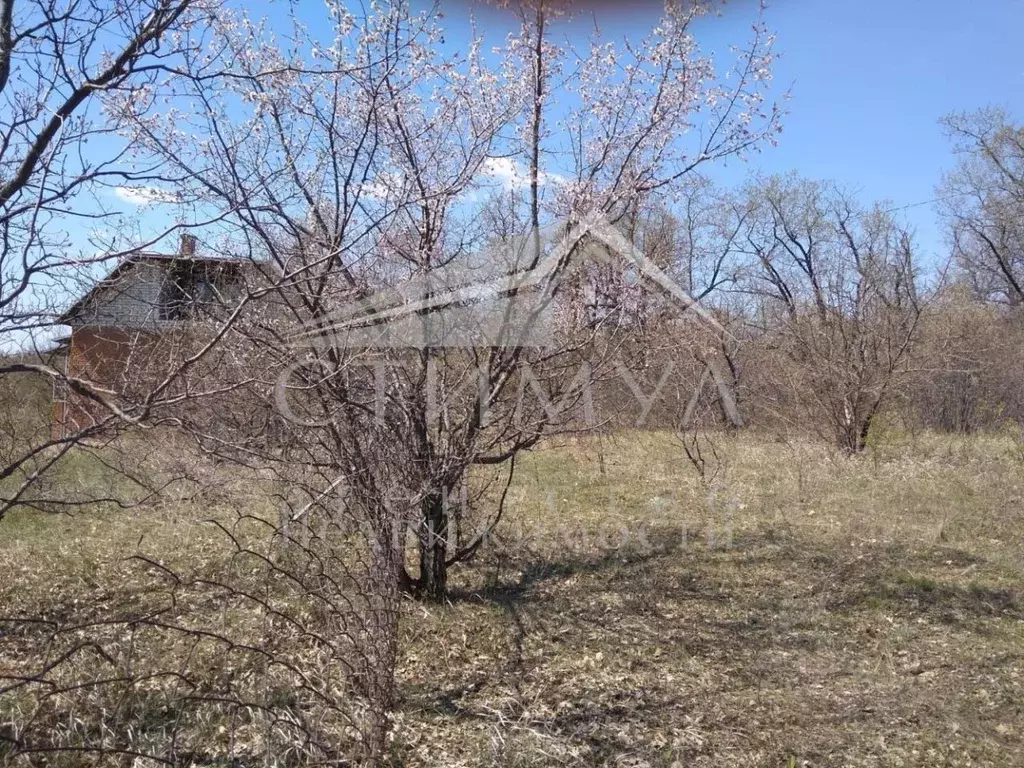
[159,264,219,321]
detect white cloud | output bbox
[481,157,528,189]
[114,186,181,205]
[359,170,408,203]
[480,157,564,190]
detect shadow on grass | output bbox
[448,523,723,606]
[831,570,1021,623]
[451,525,1020,652]
[397,524,1024,767]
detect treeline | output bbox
[589,108,1024,449]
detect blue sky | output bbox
[15,0,1018,352]
[721,0,1024,259]
[91,0,1024,266]
[436,0,1024,261]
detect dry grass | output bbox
[394,429,1024,766]
[2,429,1023,766]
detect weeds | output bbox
[3,430,1024,765]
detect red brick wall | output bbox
[55,327,148,436]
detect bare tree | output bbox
[738,175,923,453]
[634,180,752,428]
[112,0,781,603]
[940,108,1024,308]
[910,281,1024,433]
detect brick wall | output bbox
[55,327,149,436]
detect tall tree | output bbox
[739,175,923,453]
[118,0,781,603]
[940,108,1024,308]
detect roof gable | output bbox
[60,253,247,328]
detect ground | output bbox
[2,429,1023,766]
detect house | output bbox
[53,235,247,436]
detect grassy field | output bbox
[2,429,1023,766]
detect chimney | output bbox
[180,233,197,257]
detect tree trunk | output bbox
[354,500,400,762]
[855,413,873,453]
[709,355,744,430]
[418,489,448,601]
